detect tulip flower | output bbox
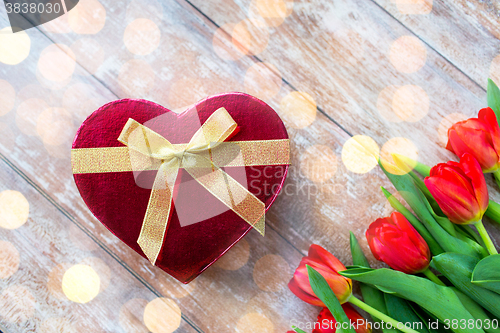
[446,107,500,173]
[366,212,431,274]
[425,153,497,255]
[366,212,445,285]
[294,247,420,333]
[288,244,352,307]
[313,304,371,333]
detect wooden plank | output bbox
[0,158,198,333]
[1,0,500,332]
[370,0,500,90]
[0,3,356,332]
[176,0,500,248]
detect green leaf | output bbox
[488,78,500,126]
[349,232,392,324]
[350,231,370,268]
[450,287,500,333]
[385,294,430,333]
[472,254,500,294]
[375,285,398,294]
[485,200,500,226]
[381,187,444,256]
[292,326,308,333]
[380,161,486,259]
[431,252,500,319]
[339,267,484,333]
[417,184,456,237]
[306,265,356,333]
[392,153,430,177]
[408,170,446,219]
[409,303,453,333]
[455,224,485,248]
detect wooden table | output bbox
[0,0,499,332]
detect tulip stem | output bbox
[494,170,500,190]
[348,295,420,333]
[475,220,498,255]
[422,268,446,286]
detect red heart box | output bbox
[72,93,289,283]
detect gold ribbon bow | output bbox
[72,107,290,265]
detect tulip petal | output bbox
[451,125,499,171]
[425,177,480,224]
[308,244,347,272]
[366,213,430,274]
[392,212,430,261]
[289,276,325,307]
[293,260,352,304]
[425,176,480,213]
[479,107,500,165]
[459,153,489,214]
[315,305,371,333]
[433,164,475,197]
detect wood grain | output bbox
[0,0,500,332]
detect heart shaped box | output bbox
[72,93,289,283]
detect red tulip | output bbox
[366,212,430,274]
[313,304,371,333]
[424,153,489,225]
[288,244,352,307]
[446,107,500,173]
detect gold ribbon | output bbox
[72,107,290,265]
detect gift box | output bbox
[71,93,290,283]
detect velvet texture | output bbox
[72,93,289,283]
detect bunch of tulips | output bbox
[288,79,500,333]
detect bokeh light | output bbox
[47,263,72,300]
[248,0,293,27]
[232,19,270,56]
[378,85,429,122]
[215,238,250,271]
[62,264,100,303]
[236,313,274,333]
[341,135,380,174]
[380,137,418,175]
[279,91,317,129]
[143,298,182,333]
[124,19,161,55]
[253,254,290,292]
[0,241,20,279]
[68,0,106,34]
[0,190,29,230]
[391,85,429,122]
[394,0,433,15]
[213,23,245,61]
[80,257,111,292]
[0,27,31,65]
[38,44,76,82]
[389,36,427,73]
